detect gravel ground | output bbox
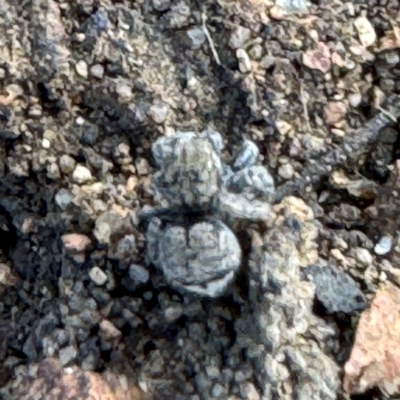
[0,0,400,399]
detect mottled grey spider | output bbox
[143,129,275,297]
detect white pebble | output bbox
[75,60,88,78]
[116,82,133,100]
[41,138,51,149]
[349,93,362,108]
[90,64,105,79]
[229,26,251,49]
[354,16,376,47]
[355,247,373,266]
[237,48,251,73]
[76,116,85,125]
[374,235,393,256]
[149,103,169,124]
[72,164,93,184]
[135,158,150,175]
[89,266,108,286]
[55,189,73,210]
[278,163,295,180]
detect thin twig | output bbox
[201,12,221,66]
[377,105,398,123]
[299,79,311,132]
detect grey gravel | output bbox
[246,203,341,399]
[303,263,367,314]
[129,263,150,284]
[59,155,76,174]
[59,345,78,366]
[229,26,251,49]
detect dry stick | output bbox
[299,79,311,132]
[201,13,221,66]
[377,105,397,123]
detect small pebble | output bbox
[89,266,108,286]
[89,64,105,79]
[278,163,295,180]
[47,163,60,180]
[41,138,51,149]
[28,104,42,117]
[59,155,76,174]
[143,291,153,300]
[72,164,93,184]
[152,0,171,11]
[211,383,226,397]
[186,28,206,49]
[59,345,78,366]
[354,16,376,47]
[229,26,251,49]
[237,49,251,73]
[55,189,73,210]
[135,158,150,175]
[129,264,149,283]
[99,320,122,339]
[149,103,169,124]
[374,235,393,256]
[164,305,183,323]
[248,44,263,60]
[116,82,133,100]
[349,93,362,108]
[62,233,92,252]
[75,60,89,78]
[76,116,85,125]
[355,247,373,266]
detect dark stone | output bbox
[303,264,367,314]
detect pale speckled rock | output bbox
[72,164,93,184]
[94,211,124,245]
[89,266,108,286]
[246,199,340,399]
[227,165,275,202]
[229,26,251,49]
[12,358,143,400]
[149,103,169,124]
[344,284,400,395]
[61,233,92,253]
[216,192,273,222]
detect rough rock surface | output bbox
[344,284,400,396]
[245,199,341,399]
[303,263,367,314]
[8,357,143,400]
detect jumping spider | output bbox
[143,129,275,297]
